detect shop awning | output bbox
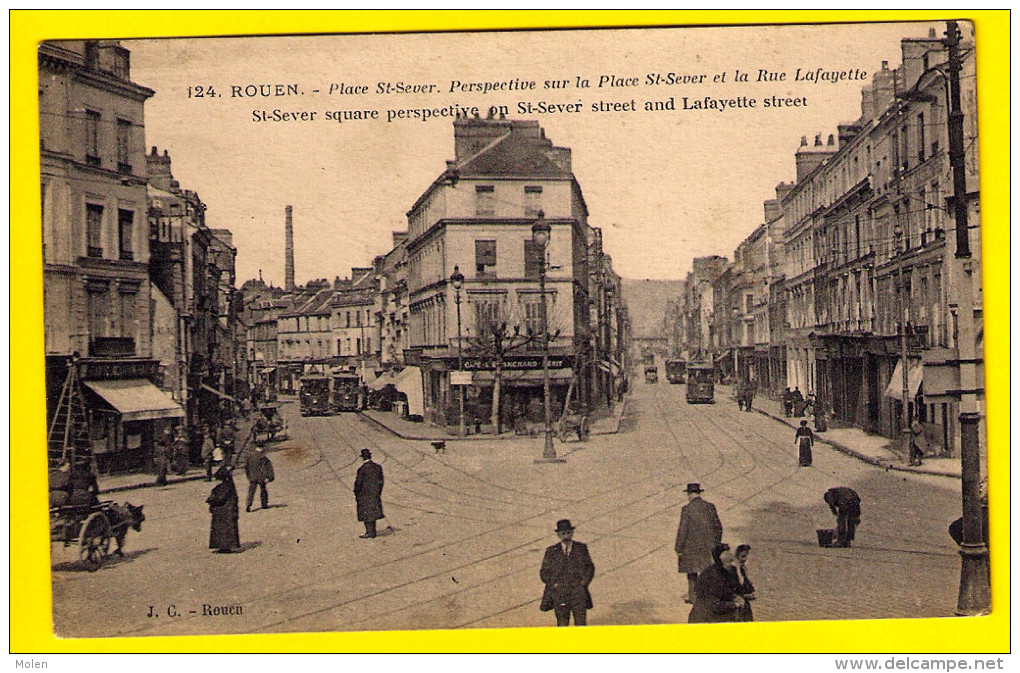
[472,369,574,387]
[884,359,923,400]
[392,366,424,417]
[84,379,185,422]
[200,383,237,402]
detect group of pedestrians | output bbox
[674,483,756,623]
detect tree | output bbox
[464,298,562,433]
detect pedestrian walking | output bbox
[688,543,743,623]
[795,420,814,467]
[539,519,595,627]
[744,381,755,412]
[782,388,794,418]
[731,544,756,622]
[792,387,805,417]
[909,420,926,466]
[814,397,828,432]
[823,487,861,548]
[154,426,172,486]
[736,380,746,411]
[206,465,241,553]
[243,446,274,512]
[354,448,384,538]
[675,483,723,604]
[219,421,237,467]
[172,425,190,476]
[201,425,216,481]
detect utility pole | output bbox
[945,19,989,615]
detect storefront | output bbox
[82,377,185,473]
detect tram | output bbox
[299,373,333,416]
[332,370,362,412]
[685,362,715,403]
[665,359,687,384]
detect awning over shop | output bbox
[884,359,923,400]
[597,360,621,375]
[84,379,185,422]
[472,369,574,387]
[258,366,276,375]
[392,366,424,417]
[200,383,237,402]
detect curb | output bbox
[99,471,210,495]
[359,398,629,443]
[754,407,961,479]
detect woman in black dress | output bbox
[206,466,240,553]
[795,420,814,467]
[731,544,756,622]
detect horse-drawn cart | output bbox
[557,409,590,442]
[50,500,143,571]
[252,403,287,445]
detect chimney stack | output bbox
[285,205,295,292]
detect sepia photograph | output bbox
[15,11,1008,653]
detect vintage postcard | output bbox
[15,11,1009,653]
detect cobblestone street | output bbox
[50,373,965,638]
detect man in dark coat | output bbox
[540,519,595,626]
[782,387,794,417]
[206,466,240,552]
[824,486,862,547]
[154,426,172,486]
[688,543,743,623]
[675,483,723,603]
[354,448,384,538]
[244,446,273,512]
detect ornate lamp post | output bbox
[450,266,466,437]
[893,223,911,463]
[532,211,563,463]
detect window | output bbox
[85,110,101,166]
[475,185,495,217]
[86,203,104,257]
[524,239,543,279]
[917,113,926,162]
[117,120,132,172]
[345,311,351,328]
[118,209,134,260]
[524,301,542,348]
[473,300,501,342]
[524,185,543,217]
[475,240,496,276]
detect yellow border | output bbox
[11,10,1010,654]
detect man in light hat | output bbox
[675,483,723,604]
[354,448,384,538]
[540,519,595,626]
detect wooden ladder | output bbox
[48,359,90,466]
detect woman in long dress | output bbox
[794,420,814,467]
[206,466,240,552]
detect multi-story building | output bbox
[404,115,592,431]
[277,281,335,386]
[331,268,377,374]
[373,234,410,368]
[40,40,187,471]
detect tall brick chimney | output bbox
[284,205,295,292]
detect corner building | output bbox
[404,116,592,431]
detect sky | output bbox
[125,21,945,286]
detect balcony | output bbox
[90,337,136,357]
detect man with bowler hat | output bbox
[540,519,595,626]
[354,448,384,538]
[675,483,723,604]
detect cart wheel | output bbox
[79,512,111,571]
[579,416,590,441]
[557,419,568,443]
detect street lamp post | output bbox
[532,211,563,463]
[451,266,466,437]
[893,224,911,464]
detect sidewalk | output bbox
[720,384,963,479]
[360,395,628,442]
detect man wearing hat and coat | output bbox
[354,448,384,538]
[675,483,723,604]
[540,519,595,626]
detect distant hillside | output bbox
[621,278,685,339]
